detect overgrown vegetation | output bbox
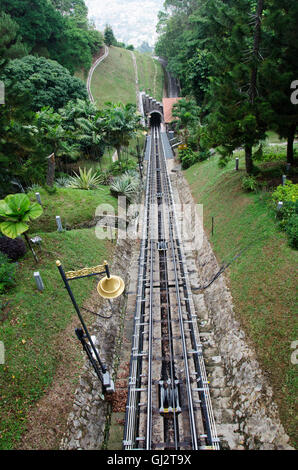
[272,180,298,248]
[156,0,298,172]
[0,0,104,74]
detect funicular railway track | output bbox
[124,125,219,451]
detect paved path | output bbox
[87,45,109,103]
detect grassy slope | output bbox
[0,188,117,449]
[28,187,118,233]
[91,46,164,106]
[184,154,298,446]
[91,46,136,106]
[134,51,164,102]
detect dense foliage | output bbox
[155,0,298,172]
[0,0,104,73]
[0,0,140,196]
[272,180,298,248]
[0,251,16,294]
[1,56,87,112]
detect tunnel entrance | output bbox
[149,111,162,127]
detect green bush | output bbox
[285,214,298,249]
[272,180,298,249]
[55,176,71,188]
[66,167,104,190]
[110,159,137,176]
[109,171,140,202]
[0,252,16,294]
[272,180,298,205]
[241,175,259,192]
[94,169,113,186]
[179,148,199,169]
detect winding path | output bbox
[86,45,109,103]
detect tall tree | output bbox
[261,0,298,164]
[0,55,87,112]
[0,12,28,70]
[104,25,117,47]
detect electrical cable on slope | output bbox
[192,231,271,292]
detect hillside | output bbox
[90,46,164,106]
[184,153,298,445]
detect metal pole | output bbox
[56,261,107,373]
[56,216,63,232]
[35,192,42,206]
[34,271,44,291]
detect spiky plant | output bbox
[55,176,72,188]
[109,171,140,202]
[66,167,104,190]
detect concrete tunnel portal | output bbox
[149,110,163,127]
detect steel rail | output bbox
[157,127,199,450]
[123,123,153,450]
[124,124,219,450]
[159,131,220,450]
[154,126,179,449]
[145,125,157,450]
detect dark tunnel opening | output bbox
[149,112,162,127]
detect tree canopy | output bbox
[0,0,103,73]
[155,0,298,171]
[0,55,88,112]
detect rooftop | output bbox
[162,97,182,123]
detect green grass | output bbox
[0,185,118,449]
[91,46,136,106]
[184,154,298,447]
[90,46,164,107]
[0,228,114,449]
[27,187,118,233]
[134,51,164,102]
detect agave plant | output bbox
[109,171,140,202]
[55,176,72,188]
[66,167,104,190]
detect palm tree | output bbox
[97,102,140,160]
[59,98,98,132]
[35,107,81,182]
[75,115,104,161]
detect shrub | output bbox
[272,181,298,249]
[0,252,16,294]
[179,148,199,169]
[272,180,298,205]
[55,176,71,188]
[110,171,140,202]
[284,214,298,249]
[94,169,113,186]
[110,159,138,175]
[0,236,27,261]
[241,175,259,192]
[67,167,104,190]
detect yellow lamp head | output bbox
[97,275,125,299]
